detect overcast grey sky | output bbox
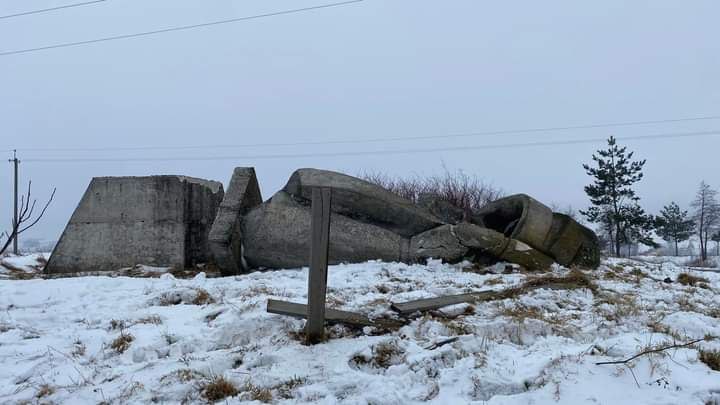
[1,0,719,243]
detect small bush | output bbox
[361,168,503,218]
[677,273,708,287]
[699,349,720,371]
[202,376,238,402]
[111,331,134,353]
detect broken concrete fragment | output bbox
[543,213,601,268]
[410,224,468,263]
[472,194,598,268]
[242,191,410,269]
[499,239,555,271]
[454,222,553,270]
[46,175,223,274]
[208,168,263,276]
[283,168,443,237]
[472,194,553,250]
[453,222,508,257]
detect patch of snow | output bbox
[0,258,718,404]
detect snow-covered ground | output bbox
[0,253,48,279]
[0,259,719,404]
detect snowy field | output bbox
[0,258,719,404]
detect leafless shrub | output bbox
[361,168,503,217]
[0,180,56,256]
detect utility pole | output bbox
[9,150,19,254]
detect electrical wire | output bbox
[12,114,720,153]
[20,129,720,163]
[0,0,106,20]
[0,0,363,57]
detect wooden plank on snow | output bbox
[267,299,405,329]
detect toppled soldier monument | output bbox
[46,168,599,275]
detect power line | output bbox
[0,0,364,57]
[21,129,720,163]
[11,114,720,153]
[0,0,106,20]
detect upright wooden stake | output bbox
[306,187,331,344]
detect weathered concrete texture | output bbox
[242,191,410,269]
[46,176,223,274]
[410,222,554,270]
[410,225,468,263]
[473,194,554,249]
[208,168,262,276]
[472,194,599,268]
[283,168,443,237]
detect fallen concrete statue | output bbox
[45,168,600,275]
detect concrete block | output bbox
[208,167,263,276]
[46,175,223,274]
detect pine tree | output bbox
[655,201,695,256]
[581,136,647,257]
[691,181,720,261]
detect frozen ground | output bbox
[0,258,719,404]
[0,253,48,279]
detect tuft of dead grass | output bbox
[699,349,720,371]
[202,376,238,402]
[242,382,273,403]
[36,384,54,398]
[350,339,406,369]
[522,270,596,293]
[192,288,215,305]
[110,331,134,353]
[677,273,709,287]
[71,339,86,357]
[274,376,306,400]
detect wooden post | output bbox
[9,150,19,255]
[306,187,331,344]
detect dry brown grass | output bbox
[242,382,273,403]
[202,376,238,402]
[699,349,720,371]
[677,273,709,287]
[521,269,597,293]
[274,376,306,400]
[110,331,134,353]
[71,339,86,357]
[35,384,54,398]
[192,289,215,305]
[351,340,406,369]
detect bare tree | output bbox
[0,181,56,256]
[691,181,720,262]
